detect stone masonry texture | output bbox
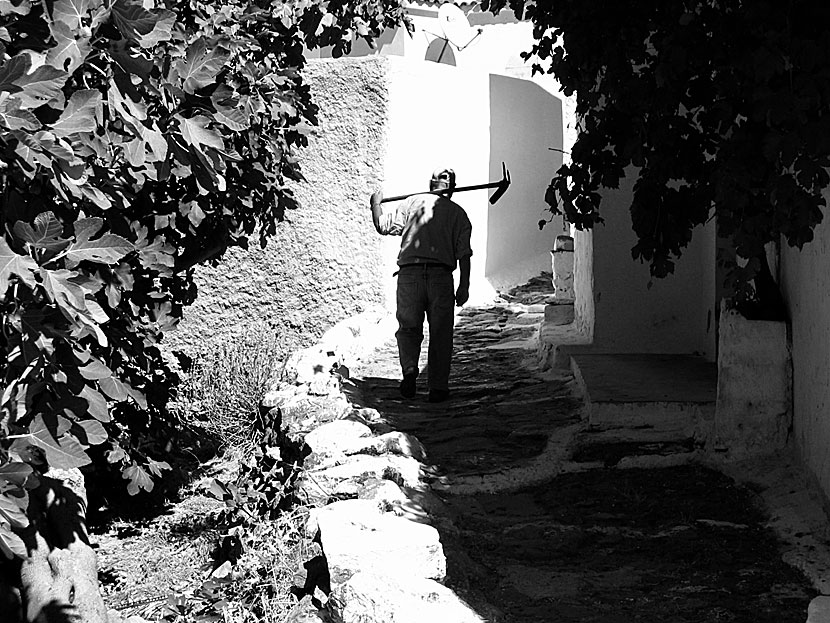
[163,57,390,358]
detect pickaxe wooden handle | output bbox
[380,162,511,205]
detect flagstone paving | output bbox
[348,277,819,623]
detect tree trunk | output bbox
[2,469,110,623]
[735,250,787,321]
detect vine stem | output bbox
[39,0,53,27]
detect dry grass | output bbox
[206,507,317,622]
[99,327,314,623]
[172,323,289,450]
[98,458,316,623]
[96,491,224,617]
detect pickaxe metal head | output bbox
[488,162,511,204]
[379,161,512,205]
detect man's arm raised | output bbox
[370,190,385,234]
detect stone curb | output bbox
[271,312,484,623]
[274,307,830,623]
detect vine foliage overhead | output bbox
[486,0,830,301]
[0,0,407,561]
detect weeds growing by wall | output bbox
[171,324,289,451]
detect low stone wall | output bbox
[712,303,792,458]
[263,313,484,622]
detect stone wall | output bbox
[162,57,390,358]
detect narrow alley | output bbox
[349,277,819,623]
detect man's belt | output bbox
[394,262,452,276]
[398,262,452,270]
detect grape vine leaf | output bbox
[46,21,91,74]
[12,63,68,108]
[0,238,37,293]
[50,89,100,137]
[64,233,134,266]
[0,0,31,16]
[122,463,153,495]
[14,211,71,253]
[79,385,110,422]
[0,54,28,93]
[0,97,40,130]
[0,491,28,528]
[0,524,26,559]
[27,414,91,469]
[51,0,93,31]
[111,0,171,47]
[78,358,112,380]
[175,38,229,94]
[78,419,108,445]
[0,462,33,487]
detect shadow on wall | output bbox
[486,74,564,292]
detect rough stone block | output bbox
[544,303,574,326]
[506,312,544,326]
[300,454,423,504]
[261,385,298,409]
[551,248,574,301]
[282,594,330,623]
[282,345,339,386]
[344,408,394,435]
[714,304,791,458]
[343,431,427,461]
[356,478,408,509]
[314,501,446,584]
[554,235,574,251]
[329,572,484,623]
[305,420,373,456]
[280,395,352,443]
[808,596,830,623]
[317,309,394,370]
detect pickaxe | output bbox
[380,162,511,205]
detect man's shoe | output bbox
[400,372,418,398]
[428,389,450,403]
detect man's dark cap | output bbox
[430,167,456,190]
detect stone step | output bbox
[544,302,574,325]
[570,352,718,436]
[569,428,697,467]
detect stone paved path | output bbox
[348,279,817,623]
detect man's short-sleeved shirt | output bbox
[377,193,473,269]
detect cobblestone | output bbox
[345,276,818,623]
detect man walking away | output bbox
[370,167,473,403]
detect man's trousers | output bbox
[395,264,455,391]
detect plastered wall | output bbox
[163,57,390,357]
[378,56,566,304]
[380,56,494,306]
[780,207,830,498]
[573,228,594,340]
[486,74,564,291]
[311,10,575,298]
[166,53,570,360]
[585,171,717,358]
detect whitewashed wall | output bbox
[166,54,566,357]
[780,204,830,498]
[582,171,718,358]
[486,73,563,291]
[381,57,494,306]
